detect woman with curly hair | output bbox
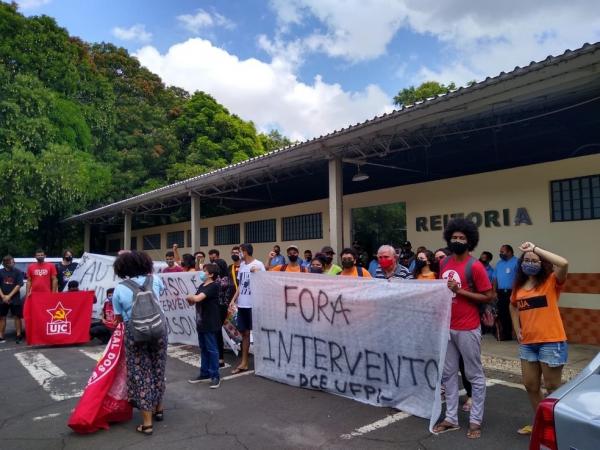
[433,218,493,439]
[509,242,568,435]
[112,251,167,436]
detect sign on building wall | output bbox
[251,272,452,430]
[415,207,532,232]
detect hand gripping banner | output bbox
[251,272,452,431]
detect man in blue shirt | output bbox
[494,244,519,341]
[266,245,285,269]
[478,251,496,283]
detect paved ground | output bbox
[0,332,541,450]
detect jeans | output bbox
[197,330,219,380]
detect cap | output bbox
[320,246,335,254]
[286,244,299,252]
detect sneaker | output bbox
[15,336,22,344]
[188,375,210,384]
[209,378,221,389]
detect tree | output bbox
[259,129,294,152]
[393,81,457,106]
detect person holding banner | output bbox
[434,218,493,439]
[112,251,167,436]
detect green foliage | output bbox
[0,3,290,255]
[393,80,458,106]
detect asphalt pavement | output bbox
[0,327,538,450]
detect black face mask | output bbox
[414,260,427,270]
[65,256,73,262]
[449,241,468,255]
[36,257,45,263]
[309,267,323,274]
[479,259,489,266]
[288,255,298,263]
[231,254,240,262]
[325,256,333,265]
[341,259,354,269]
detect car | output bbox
[529,351,600,450]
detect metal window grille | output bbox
[245,219,276,243]
[130,237,137,251]
[550,174,600,222]
[187,228,209,248]
[281,213,323,241]
[167,231,185,248]
[107,238,121,253]
[142,233,161,250]
[214,224,240,245]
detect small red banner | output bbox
[24,291,94,345]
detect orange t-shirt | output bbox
[510,273,567,344]
[338,267,372,278]
[269,264,305,273]
[417,272,437,280]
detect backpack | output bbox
[279,264,306,273]
[122,276,166,343]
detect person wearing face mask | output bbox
[413,250,437,280]
[495,244,519,341]
[433,218,493,439]
[56,249,78,292]
[268,245,306,272]
[228,246,242,292]
[186,263,222,388]
[265,245,285,269]
[301,250,313,269]
[90,288,117,344]
[0,255,25,344]
[320,246,342,275]
[374,245,412,279]
[26,249,58,299]
[338,248,372,278]
[478,251,495,283]
[308,254,327,274]
[508,242,568,436]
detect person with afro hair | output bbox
[433,218,493,439]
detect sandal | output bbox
[432,420,460,434]
[136,424,153,435]
[153,410,164,422]
[467,424,481,439]
[231,367,248,374]
[517,425,532,435]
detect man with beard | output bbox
[433,218,493,439]
[26,249,58,297]
[268,245,306,273]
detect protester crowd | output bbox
[1,217,569,440]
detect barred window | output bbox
[107,238,121,253]
[166,231,185,248]
[245,219,276,243]
[187,228,209,247]
[142,233,161,250]
[214,224,240,245]
[282,213,322,241]
[551,175,600,222]
[130,237,137,251]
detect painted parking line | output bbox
[339,377,525,440]
[14,351,82,401]
[79,348,104,361]
[33,413,61,421]
[222,369,255,381]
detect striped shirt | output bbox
[375,264,412,279]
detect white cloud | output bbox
[16,0,51,10]
[177,9,235,34]
[135,39,392,141]
[268,0,600,84]
[111,24,152,43]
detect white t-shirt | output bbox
[237,259,266,308]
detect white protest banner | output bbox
[69,253,199,345]
[252,272,452,431]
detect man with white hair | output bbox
[374,245,412,279]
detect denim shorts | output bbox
[519,341,568,367]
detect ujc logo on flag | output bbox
[46,302,72,335]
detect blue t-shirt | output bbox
[270,254,286,266]
[495,256,519,289]
[113,275,164,322]
[484,264,496,283]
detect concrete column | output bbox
[83,223,91,253]
[123,212,132,250]
[328,157,343,257]
[190,194,201,251]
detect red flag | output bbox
[24,291,94,345]
[68,324,132,433]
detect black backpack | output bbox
[122,276,166,343]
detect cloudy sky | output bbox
[18,0,600,140]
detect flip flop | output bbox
[517,425,532,435]
[153,410,164,422]
[231,367,249,375]
[467,424,481,439]
[432,420,460,434]
[136,424,153,435]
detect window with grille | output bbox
[550,175,600,222]
[166,231,184,248]
[282,213,322,241]
[187,228,209,248]
[142,233,161,250]
[214,224,240,245]
[130,237,137,251]
[245,219,276,243]
[107,238,121,253]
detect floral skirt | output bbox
[124,324,168,411]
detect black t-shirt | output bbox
[56,262,78,291]
[0,268,24,304]
[195,282,220,333]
